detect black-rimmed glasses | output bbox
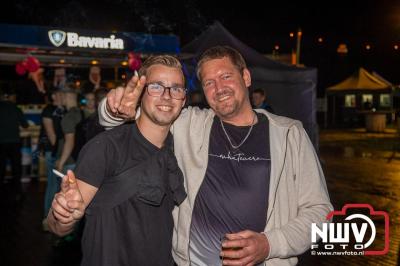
[145,83,187,100]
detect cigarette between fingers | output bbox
[52,169,75,184]
[52,169,65,179]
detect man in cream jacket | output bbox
[99,46,333,266]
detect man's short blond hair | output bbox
[138,55,184,83]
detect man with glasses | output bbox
[146,82,187,99]
[47,55,187,266]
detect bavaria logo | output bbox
[48,30,66,47]
[47,30,124,50]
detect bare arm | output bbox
[47,170,98,236]
[57,133,74,170]
[43,117,56,146]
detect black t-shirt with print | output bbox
[189,113,270,265]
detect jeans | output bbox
[43,152,57,217]
[43,155,76,217]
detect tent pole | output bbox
[296,28,302,66]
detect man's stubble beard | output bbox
[215,99,239,120]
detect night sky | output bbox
[1,0,400,93]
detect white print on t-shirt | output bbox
[209,151,270,163]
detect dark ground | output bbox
[1,128,399,266]
[300,128,400,266]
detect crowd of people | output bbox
[39,87,108,235]
[0,84,107,233]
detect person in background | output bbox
[71,88,109,161]
[0,87,28,193]
[81,66,102,94]
[363,99,372,110]
[251,88,274,113]
[50,88,84,245]
[82,92,96,118]
[40,88,65,230]
[81,88,108,143]
[55,89,82,173]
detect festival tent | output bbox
[327,67,392,93]
[180,21,319,147]
[326,68,393,125]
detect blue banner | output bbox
[0,24,180,53]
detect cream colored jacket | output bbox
[99,100,333,266]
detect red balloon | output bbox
[26,56,40,72]
[15,62,27,75]
[128,52,141,71]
